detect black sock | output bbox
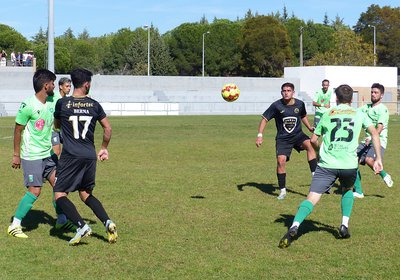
[56,196,85,228]
[84,195,110,226]
[277,173,286,190]
[308,158,317,173]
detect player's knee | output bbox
[28,187,41,197]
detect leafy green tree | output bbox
[31,27,47,45]
[0,24,31,54]
[78,28,90,40]
[354,4,400,68]
[61,28,75,40]
[307,29,373,66]
[239,15,292,77]
[71,40,97,71]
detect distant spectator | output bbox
[1,50,7,66]
[25,54,33,66]
[11,51,16,66]
[16,52,23,66]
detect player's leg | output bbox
[365,146,392,187]
[8,159,44,238]
[276,155,288,200]
[299,138,317,175]
[339,168,357,238]
[354,144,368,197]
[279,166,334,248]
[45,156,74,230]
[80,159,117,242]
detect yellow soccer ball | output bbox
[221,83,240,102]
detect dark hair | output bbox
[281,82,295,91]
[335,84,353,103]
[70,68,93,88]
[371,83,384,94]
[58,77,71,86]
[33,69,56,93]
[322,79,329,84]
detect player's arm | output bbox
[97,117,112,161]
[12,123,25,169]
[366,125,383,174]
[312,101,321,107]
[256,117,268,148]
[375,123,384,135]
[301,115,315,132]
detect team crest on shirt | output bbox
[35,119,45,130]
[294,108,299,114]
[282,117,297,133]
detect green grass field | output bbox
[0,115,398,279]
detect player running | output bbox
[278,84,383,248]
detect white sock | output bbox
[11,217,22,228]
[280,188,287,193]
[342,216,349,227]
[291,221,300,228]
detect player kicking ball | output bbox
[279,84,383,248]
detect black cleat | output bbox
[339,225,351,239]
[278,226,298,248]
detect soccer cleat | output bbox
[353,192,364,199]
[339,225,351,239]
[68,224,92,245]
[277,190,287,200]
[7,225,28,238]
[383,174,393,188]
[279,226,298,248]
[106,220,118,243]
[55,220,77,231]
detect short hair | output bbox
[58,77,71,86]
[33,69,56,93]
[281,82,295,91]
[371,83,384,94]
[70,68,93,88]
[322,79,329,84]
[335,84,353,103]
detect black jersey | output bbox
[54,96,106,159]
[262,98,307,140]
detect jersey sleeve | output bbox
[262,103,276,121]
[15,101,32,125]
[54,98,62,119]
[96,102,107,121]
[300,101,307,117]
[377,106,389,125]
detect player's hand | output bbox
[373,159,383,174]
[12,155,21,169]
[97,149,109,161]
[256,137,263,147]
[308,127,315,133]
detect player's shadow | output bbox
[275,214,341,243]
[22,210,55,232]
[237,182,307,198]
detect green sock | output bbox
[14,191,38,220]
[379,170,387,179]
[353,169,363,194]
[52,192,64,215]
[341,189,354,218]
[293,200,314,225]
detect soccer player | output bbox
[52,77,72,157]
[312,79,333,127]
[7,69,71,238]
[353,83,393,198]
[256,82,317,200]
[278,84,383,248]
[53,68,118,245]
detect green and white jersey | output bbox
[359,103,389,149]
[15,94,59,160]
[315,104,373,169]
[313,88,333,117]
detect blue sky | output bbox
[3,0,399,39]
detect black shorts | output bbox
[276,132,310,161]
[310,166,357,194]
[54,157,96,193]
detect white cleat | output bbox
[277,190,287,200]
[383,174,393,188]
[353,192,364,199]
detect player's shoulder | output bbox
[294,98,305,105]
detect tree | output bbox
[0,24,31,53]
[306,29,374,66]
[240,16,292,77]
[60,28,75,40]
[31,27,47,45]
[78,29,90,40]
[354,4,400,68]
